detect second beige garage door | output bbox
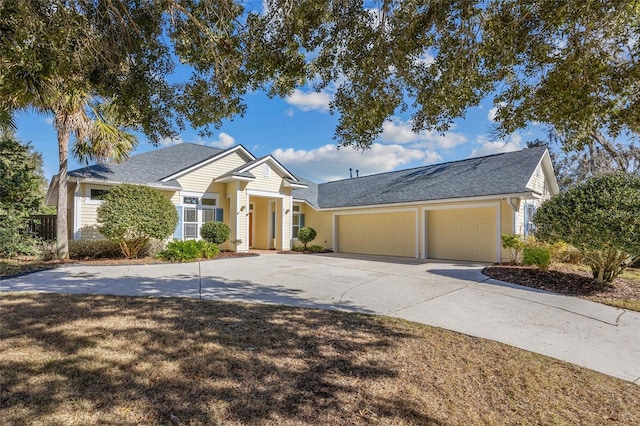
[427,207,497,262]
[337,211,416,257]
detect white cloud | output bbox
[379,117,467,149]
[273,143,433,182]
[285,89,331,112]
[208,132,235,149]
[488,107,498,122]
[159,136,186,146]
[44,117,54,125]
[488,102,506,122]
[158,132,236,149]
[285,108,295,117]
[470,134,523,157]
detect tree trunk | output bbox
[56,127,70,259]
[590,130,628,171]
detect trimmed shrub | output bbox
[200,221,231,245]
[297,227,317,250]
[291,244,304,252]
[522,245,551,271]
[158,240,220,262]
[308,245,325,253]
[97,184,178,259]
[501,234,524,264]
[69,239,124,259]
[534,172,640,282]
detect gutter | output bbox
[294,191,538,212]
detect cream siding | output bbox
[79,183,110,239]
[176,152,246,193]
[246,163,286,193]
[298,205,333,249]
[526,162,554,200]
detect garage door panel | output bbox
[338,212,415,257]
[427,207,496,263]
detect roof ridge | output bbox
[319,146,544,186]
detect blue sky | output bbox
[15,89,543,184]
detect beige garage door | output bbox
[427,207,497,262]
[337,212,416,257]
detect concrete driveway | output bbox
[2,252,639,384]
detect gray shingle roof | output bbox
[68,143,224,188]
[293,147,547,208]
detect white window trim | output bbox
[179,191,220,240]
[85,186,111,205]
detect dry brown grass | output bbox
[1,293,639,425]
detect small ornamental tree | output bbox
[200,221,231,245]
[97,184,178,259]
[533,172,640,283]
[297,227,317,250]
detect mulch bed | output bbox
[483,264,640,302]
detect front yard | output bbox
[1,293,639,425]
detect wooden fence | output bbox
[28,215,57,241]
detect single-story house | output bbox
[46,144,558,263]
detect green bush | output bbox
[501,234,524,264]
[0,213,40,258]
[69,239,124,259]
[158,240,220,262]
[549,241,582,265]
[308,245,325,253]
[200,221,231,245]
[291,244,304,252]
[97,184,178,259]
[534,172,640,282]
[297,227,317,250]
[522,245,551,270]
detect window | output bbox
[184,207,198,239]
[183,196,198,205]
[179,193,222,240]
[90,189,109,201]
[292,205,304,238]
[524,201,537,236]
[263,163,270,177]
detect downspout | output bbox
[507,196,519,234]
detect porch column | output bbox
[280,196,292,251]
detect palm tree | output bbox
[46,88,137,258]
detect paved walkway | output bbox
[2,253,639,384]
